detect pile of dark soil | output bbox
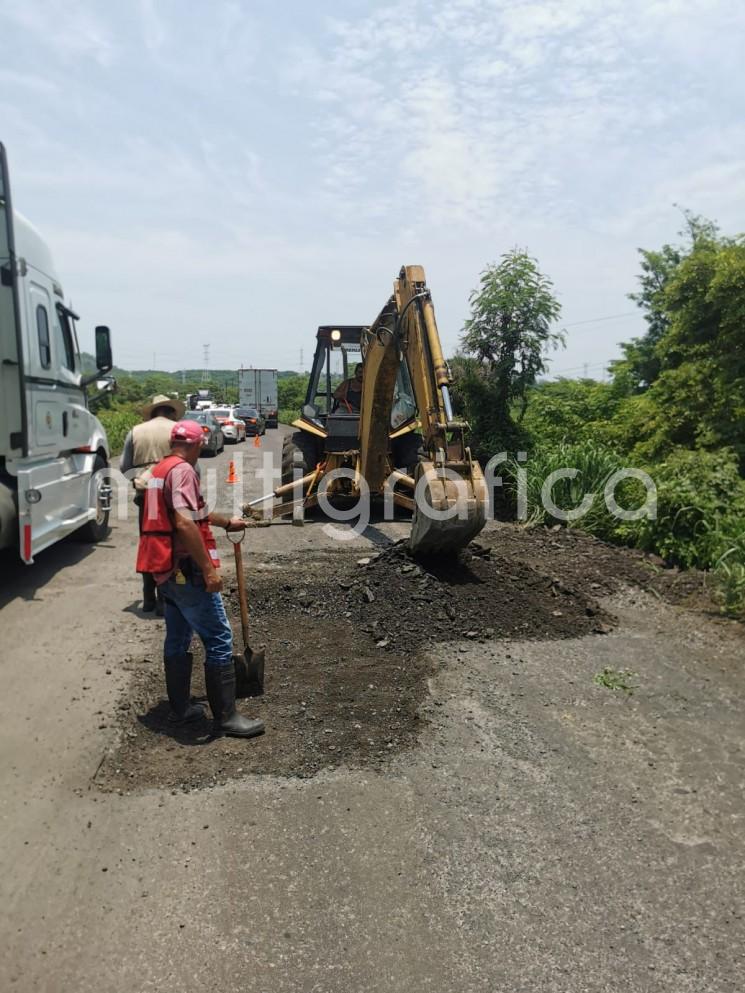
[251,537,613,652]
[97,523,712,793]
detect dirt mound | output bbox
[252,538,612,652]
[96,524,712,794]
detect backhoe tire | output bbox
[281,431,322,514]
[392,432,425,476]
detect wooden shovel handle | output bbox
[233,540,250,650]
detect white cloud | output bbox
[1,0,743,374]
[0,0,116,66]
[0,69,58,94]
[285,0,743,238]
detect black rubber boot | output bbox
[204,665,265,739]
[163,653,206,725]
[142,573,157,612]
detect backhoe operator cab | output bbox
[1,142,115,563]
[300,325,418,461]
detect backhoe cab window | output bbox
[392,360,416,429]
[308,341,361,413]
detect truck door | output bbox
[25,280,65,452]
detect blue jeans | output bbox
[160,574,233,668]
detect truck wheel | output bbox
[76,454,111,543]
[281,431,321,514]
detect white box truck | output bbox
[0,143,115,563]
[238,368,278,427]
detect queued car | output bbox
[209,406,247,444]
[183,410,224,456]
[235,406,266,436]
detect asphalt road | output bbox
[0,427,743,992]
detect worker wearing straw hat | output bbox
[120,394,186,613]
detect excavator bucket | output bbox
[408,460,488,557]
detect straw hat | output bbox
[141,393,186,420]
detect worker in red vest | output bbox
[136,419,264,739]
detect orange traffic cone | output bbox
[253,433,261,448]
[226,460,238,484]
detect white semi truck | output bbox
[0,143,115,564]
[238,368,278,427]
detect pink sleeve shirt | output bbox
[153,461,208,584]
[165,461,202,516]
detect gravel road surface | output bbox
[1,426,743,992]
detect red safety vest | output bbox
[136,455,220,575]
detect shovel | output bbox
[228,530,265,697]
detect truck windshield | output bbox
[55,304,78,372]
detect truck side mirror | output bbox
[95,325,112,372]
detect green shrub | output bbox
[98,406,140,455]
[520,379,621,449]
[622,448,745,569]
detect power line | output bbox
[548,360,610,376]
[563,311,637,328]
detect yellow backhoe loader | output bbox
[246,266,487,556]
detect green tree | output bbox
[277,373,310,421]
[457,250,564,453]
[613,211,721,392]
[611,229,745,466]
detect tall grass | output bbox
[714,538,745,616]
[503,441,745,617]
[504,441,625,535]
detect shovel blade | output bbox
[234,648,265,698]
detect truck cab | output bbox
[0,142,114,563]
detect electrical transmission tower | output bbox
[201,344,210,384]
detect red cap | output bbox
[170,420,204,444]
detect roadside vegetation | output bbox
[454,215,745,616]
[277,373,310,426]
[91,368,304,453]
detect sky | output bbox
[1,0,744,378]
